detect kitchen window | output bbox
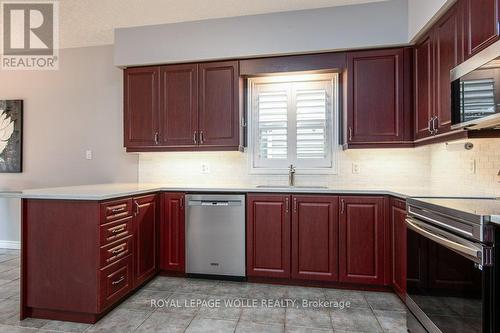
[248,73,339,174]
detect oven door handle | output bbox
[405,218,484,264]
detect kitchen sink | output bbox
[256,185,328,189]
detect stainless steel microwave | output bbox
[451,40,500,130]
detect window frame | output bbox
[247,73,340,175]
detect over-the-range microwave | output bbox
[451,39,500,130]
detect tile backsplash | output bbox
[138,139,500,196]
[429,139,500,197]
[138,146,431,189]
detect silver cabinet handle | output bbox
[433,116,439,135]
[193,131,198,144]
[428,118,434,134]
[111,246,126,255]
[199,131,205,144]
[134,201,140,216]
[154,132,159,144]
[285,198,289,213]
[111,276,125,285]
[110,207,126,213]
[293,197,298,213]
[348,127,353,141]
[340,199,345,214]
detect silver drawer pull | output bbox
[111,227,125,234]
[111,246,126,255]
[110,207,126,213]
[111,276,125,285]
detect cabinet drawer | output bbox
[391,198,406,210]
[100,236,133,268]
[101,199,133,223]
[99,255,133,311]
[100,216,133,245]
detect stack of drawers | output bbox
[99,198,135,310]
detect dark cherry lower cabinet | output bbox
[390,198,407,299]
[247,194,291,278]
[160,193,186,272]
[291,196,339,281]
[133,194,159,286]
[22,194,159,323]
[339,196,386,285]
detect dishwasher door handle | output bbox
[189,200,242,206]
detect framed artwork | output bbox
[0,100,23,173]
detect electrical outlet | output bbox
[468,159,476,175]
[201,163,210,174]
[352,163,360,174]
[85,150,93,160]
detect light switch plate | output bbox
[85,150,93,160]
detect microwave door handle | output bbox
[405,218,482,263]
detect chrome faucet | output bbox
[288,164,296,187]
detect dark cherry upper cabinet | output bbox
[160,193,185,272]
[124,61,242,152]
[464,0,500,58]
[247,194,291,279]
[414,34,434,140]
[390,198,407,299]
[434,3,464,134]
[159,64,198,148]
[133,194,158,286]
[339,196,386,285]
[124,67,160,149]
[291,196,339,281]
[345,48,413,148]
[199,61,241,149]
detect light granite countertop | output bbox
[8,182,496,201]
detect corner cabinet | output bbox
[390,198,407,299]
[344,48,413,148]
[124,61,242,152]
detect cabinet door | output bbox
[199,61,240,149]
[339,196,385,285]
[435,3,464,134]
[159,64,199,148]
[414,35,434,140]
[133,194,158,286]
[161,193,185,272]
[291,195,338,281]
[124,67,160,148]
[464,0,500,58]
[247,194,291,278]
[346,49,406,144]
[390,199,407,299]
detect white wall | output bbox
[0,45,139,246]
[408,0,455,41]
[115,0,408,67]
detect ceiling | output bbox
[59,0,390,48]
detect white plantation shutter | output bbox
[250,74,337,171]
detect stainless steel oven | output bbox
[406,198,499,333]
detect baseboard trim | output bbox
[0,240,20,250]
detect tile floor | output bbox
[0,249,409,332]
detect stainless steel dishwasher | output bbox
[186,194,245,278]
